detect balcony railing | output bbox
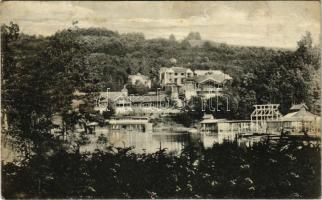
[197,88,223,92]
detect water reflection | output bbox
[80,127,262,154]
[107,132,190,154]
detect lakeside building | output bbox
[266,104,320,135]
[106,116,153,132]
[128,73,152,88]
[95,87,131,115]
[200,114,252,133]
[130,94,168,108]
[200,103,320,136]
[94,87,179,116]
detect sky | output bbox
[0,1,320,49]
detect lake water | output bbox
[80,127,263,154]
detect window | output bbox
[181,73,184,76]
[174,78,177,83]
[175,73,178,76]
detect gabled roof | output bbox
[195,74,226,84]
[99,92,129,102]
[194,70,232,83]
[281,107,319,121]
[290,103,308,111]
[194,70,223,76]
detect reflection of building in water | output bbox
[106,132,190,154]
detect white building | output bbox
[128,73,152,88]
[159,63,233,101]
[266,104,321,135]
[95,87,132,115]
[159,67,193,86]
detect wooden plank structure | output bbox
[106,117,153,133]
[250,104,282,133]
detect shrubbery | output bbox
[2,140,320,199]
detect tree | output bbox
[127,82,149,95]
[169,34,176,41]
[102,99,115,119]
[185,32,202,40]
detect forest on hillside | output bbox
[2,22,320,123]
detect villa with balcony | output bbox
[158,61,233,101]
[183,70,232,100]
[159,67,194,86]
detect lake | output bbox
[80,127,263,154]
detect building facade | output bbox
[160,68,232,100]
[159,67,193,86]
[128,73,152,88]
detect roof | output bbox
[281,108,320,121]
[194,70,232,80]
[203,114,214,119]
[107,119,149,125]
[290,103,308,111]
[128,73,150,80]
[195,74,226,84]
[160,67,193,74]
[130,94,167,103]
[99,92,129,102]
[172,67,189,74]
[194,70,223,76]
[200,118,227,124]
[200,119,219,124]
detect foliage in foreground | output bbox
[2,140,320,199]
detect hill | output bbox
[2,24,320,120]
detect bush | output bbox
[2,140,320,199]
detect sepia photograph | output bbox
[0,1,321,199]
